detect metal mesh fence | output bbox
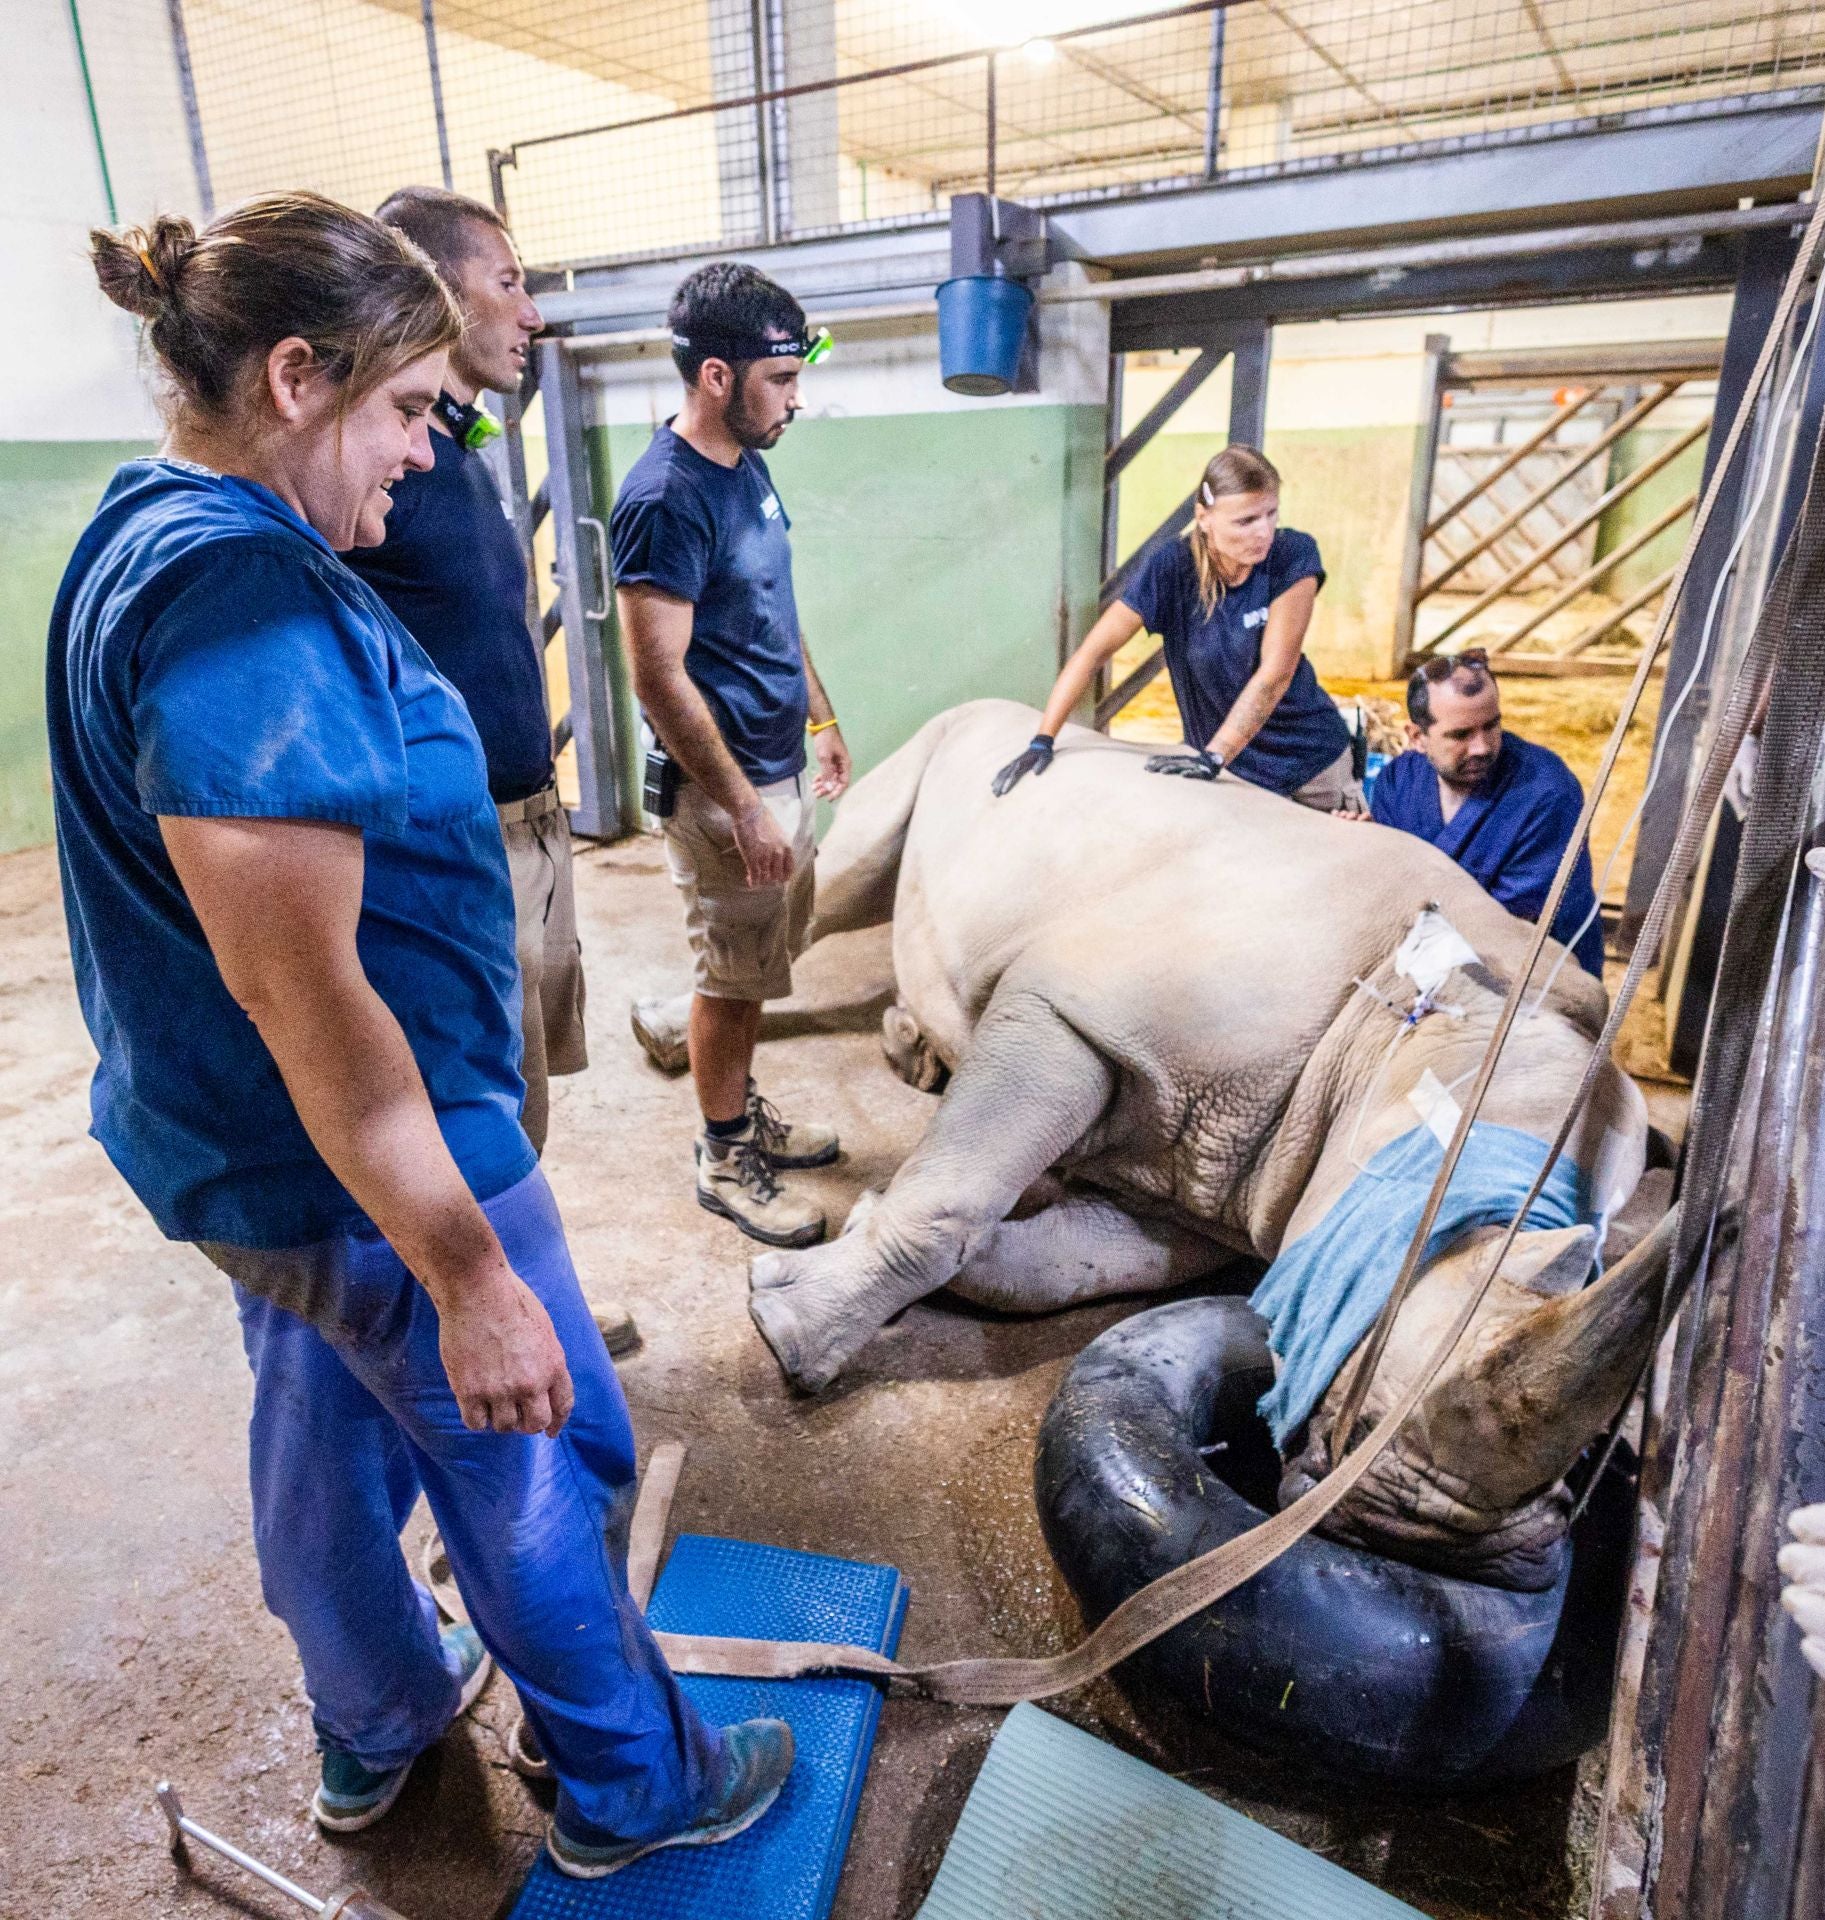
[84,0,1825,266]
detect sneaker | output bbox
[697,1125,826,1249]
[508,1714,552,1780]
[747,1081,840,1170]
[546,1717,795,1879]
[590,1299,640,1356]
[311,1623,493,1832]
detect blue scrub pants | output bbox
[210,1166,723,1844]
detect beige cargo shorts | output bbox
[663,768,816,1001]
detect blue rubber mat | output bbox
[914,1704,1427,1920]
[508,1534,907,1920]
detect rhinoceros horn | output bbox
[1412,1207,1677,1511]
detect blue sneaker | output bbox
[311,1623,493,1832]
[546,1717,795,1879]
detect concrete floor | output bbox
[2,834,1631,1920]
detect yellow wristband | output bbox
[807,717,840,735]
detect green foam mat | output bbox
[914,1704,1427,1919]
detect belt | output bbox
[496,784,563,826]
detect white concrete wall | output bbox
[4,0,197,439]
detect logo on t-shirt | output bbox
[1242,606,1269,629]
[761,492,783,521]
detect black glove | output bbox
[991,734,1056,797]
[1145,748,1224,781]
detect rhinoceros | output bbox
[647,699,1666,1585]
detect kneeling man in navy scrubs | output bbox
[1370,648,1606,976]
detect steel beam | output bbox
[1110,235,1770,351]
[1620,227,1801,948]
[1391,334,1450,676]
[1106,344,1228,484]
[1226,324,1270,448]
[1046,96,1821,272]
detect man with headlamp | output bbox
[611,263,848,1249]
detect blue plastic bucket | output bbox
[937,274,1034,395]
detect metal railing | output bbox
[102,0,1825,270]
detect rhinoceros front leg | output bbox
[949,1194,1226,1313]
[749,984,1116,1390]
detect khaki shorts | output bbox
[500,789,587,1153]
[1290,746,1364,814]
[663,769,816,1002]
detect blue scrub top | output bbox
[609,423,808,786]
[47,459,535,1249]
[344,426,554,805]
[1120,528,1348,794]
[1371,732,1607,977]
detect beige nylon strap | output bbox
[647,1206,1675,1704]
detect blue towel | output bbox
[1250,1123,1591,1447]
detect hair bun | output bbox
[91,214,197,321]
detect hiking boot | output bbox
[697,1125,826,1249]
[312,1623,492,1832]
[747,1080,840,1170]
[547,1717,795,1879]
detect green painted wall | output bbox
[1595,428,1704,598]
[586,404,1105,818]
[1113,424,1418,679]
[1,442,148,852]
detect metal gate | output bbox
[1397,340,1723,676]
[491,341,630,842]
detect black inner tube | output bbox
[1036,1295,1636,1787]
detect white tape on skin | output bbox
[1395,907,1481,999]
[1408,1067,1463,1149]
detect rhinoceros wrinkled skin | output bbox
[671,699,1660,1583]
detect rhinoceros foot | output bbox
[748,1237,891,1392]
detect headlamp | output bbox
[433,392,503,452]
[671,324,833,366]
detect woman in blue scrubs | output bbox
[992,445,1360,810]
[54,195,789,1878]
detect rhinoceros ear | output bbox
[1500,1223,1599,1297]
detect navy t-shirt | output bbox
[609,424,807,785]
[47,459,535,1248]
[1120,528,1348,794]
[344,426,553,805]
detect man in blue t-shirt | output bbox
[611,263,849,1250]
[1369,649,1607,977]
[347,189,630,1352]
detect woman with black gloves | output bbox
[993,445,1361,812]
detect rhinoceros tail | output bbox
[807,706,965,939]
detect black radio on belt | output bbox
[643,740,682,819]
